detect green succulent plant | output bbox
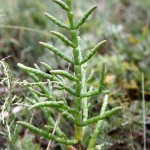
[17,0,122,149]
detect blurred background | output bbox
[0,0,150,149]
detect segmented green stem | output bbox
[29,101,64,110]
[44,12,69,29]
[50,70,79,82]
[80,40,106,65]
[53,0,70,11]
[39,42,74,64]
[80,107,122,126]
[81,63,106,97]
[30,100,77,114]
[29,101,77,124]
[18,63,58,82]
[75,5,97,29]
[66,1,84,142]
[50,31,75,48]
[88,95,108,149]
[82,63,88,136]
[17,121,78,145]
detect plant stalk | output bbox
[88,94,108,149]
[66,0,87,143]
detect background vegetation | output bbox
[0,0,150,149]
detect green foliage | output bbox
[0,0,149,149]
[17,0,121,149]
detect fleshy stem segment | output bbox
[88,95,109,149]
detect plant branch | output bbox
[17,121,78,145]
[39,42,74,64]
[88,95,108,148]
[80,107,122,126]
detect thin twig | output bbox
[142,73,146,150]
[24,111,35,137]
[46,114,61,150]
[1,55,12,61]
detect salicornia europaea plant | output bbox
[17,0,122,149]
